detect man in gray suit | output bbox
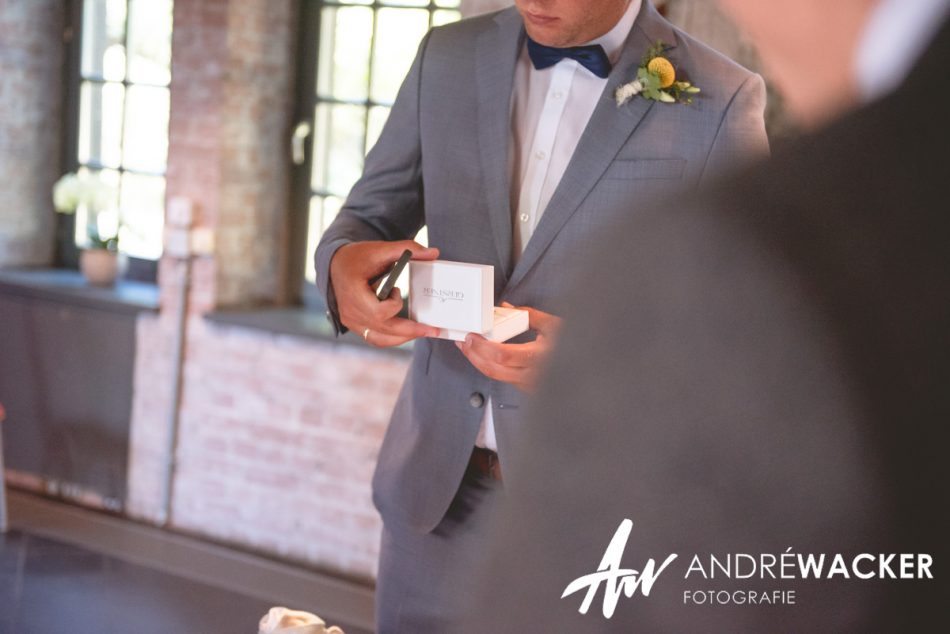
[314,0,767,630]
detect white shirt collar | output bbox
[583,0,643,65]
[855,0,950,101]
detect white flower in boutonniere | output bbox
[615,41,701,107]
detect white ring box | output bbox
[408,260,529,342]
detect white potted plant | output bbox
[53,172,122,286]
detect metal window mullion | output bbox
[313,95,394,109]
[362,6,380,156]
[310,187,347,199]
[82,159,164,179]
[80,74,169,90]
[115,0,133,234]
[321,0,457,8]
[318,102,333,199]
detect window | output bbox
[297,0,461,290]
[69,0,173,264]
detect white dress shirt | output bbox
[475,0,642,451]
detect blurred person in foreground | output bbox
[462,0,950,631]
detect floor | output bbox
[0,529,370,634]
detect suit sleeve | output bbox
[313,30,433,334]
[698,72,770,185]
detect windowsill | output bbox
[205,306,414,356]
[0,268,159,314]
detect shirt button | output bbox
[519,213,529,223]
[535,150,546,160]
[552,91,563,99]
[470,392,485,408]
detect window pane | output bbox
[312,103,367,196]
[119,172,165,259]
[434,0,461,8]
[380,0,428,7]
[127,0,173,85]
[370,8,430,104]
[317,6,373,102]
[366,105,390,154]
[122,85,170,173]
[305,195,343,284]
[78,81,125,169]
[432,10,460,27]
[81,0,127,80]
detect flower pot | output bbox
[80,248,119,286]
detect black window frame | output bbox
[57,0,174,284]
[287,0,459,308]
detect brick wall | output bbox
[129,315,408,580]
[126,0,409,582]
[0,0,63,267]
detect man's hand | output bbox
[329,240,441,347]
[455,302,563,393]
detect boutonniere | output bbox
[615,41,701,106]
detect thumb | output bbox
[395,240,439,261]
[370,240,437,264]
[387,240,439,260]
[365,241,437,274]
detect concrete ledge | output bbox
[0,268,159,314]
[5,489,375,632]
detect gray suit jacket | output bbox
[314,1,768,533]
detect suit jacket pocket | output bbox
[603,158,686,180]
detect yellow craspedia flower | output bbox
[647,56,676,88]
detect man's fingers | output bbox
[375,316,439,339]
[406,242,440,261]
[339,287,397,330]
[371,289,404,320]
[382,240,437,260]
[383,286,402,302]
[456,339,524,383]
[500,301,562,335]
[343,288,439,339]
[526,307,562,334]
[375,240,439,266]
[361,328,415,348]
[356,312,435,346]
[462,334,537,369]
[354,241,439,284]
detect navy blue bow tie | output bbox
[526,37,612,78]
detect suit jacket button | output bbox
[469,392,485,408]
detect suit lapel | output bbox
[504,1,675,293]
[475,9,524,287]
